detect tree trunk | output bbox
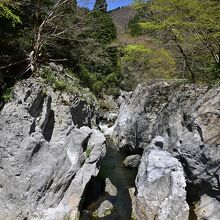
[174,38,196,83]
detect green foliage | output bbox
[0,1,35,96]
[136,0,220,82]
[54,79,67,91]
[40,68,54,82]
[0,1,21,27]
[39,66,97,104]
[0,86,13,102]
[0,0,119,98]
[63,9,118,97]
[128,6,148,36]
[85,147,92,158]
[41,68,67,92]
[124,44,153,56]
[94,0,107,12]
[85,11,117,45]
[41,4,117,97]
[120,43,175,90]
[77,65,121,97]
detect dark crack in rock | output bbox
[0,78,106,220]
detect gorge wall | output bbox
[114,83,220,220]
[0,77,106,220]
[1,76,220,220]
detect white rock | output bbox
[195,194,220,220]
[105,178,117,197]
[0,77,106,220]
[92,200,114,218]
[135,140,189,220]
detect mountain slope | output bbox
[110,6,136,34]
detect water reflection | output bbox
[80,140,137,220]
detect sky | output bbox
[78,0,133,11]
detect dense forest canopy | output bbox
[0,0,118,99]
[130,0,220,82]
[0,0,219,104]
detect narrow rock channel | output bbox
[80,140,138,220]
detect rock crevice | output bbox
[0,77,106,220]
[114,83,220,220]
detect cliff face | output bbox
[1,76,220,220]
[0,77,106,220]
[114,83,220,219]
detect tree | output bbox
[87,11,117,44]
[94,0,107,12]
[0,0,90,98]
[0,0,21,95]
[0,0,21,26]
[75,8,118,96]
[120,43,175,90]
[28,0,81,72]
[136,0,220,82]
[0,0,119,99]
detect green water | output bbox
[80,141,137,220]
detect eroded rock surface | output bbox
[194,194,220,220]
[123,154,141,168]
[105,178,117,197]
[114,83,220,218]
[92,200,114,218]
[0,78,106,220]
[134,137,189,220]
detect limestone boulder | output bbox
[123,154,141,168]
[0,77,106,220]
[114,83,220,202]
[135,138,189,220]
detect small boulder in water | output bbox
[123,154,141,168]
[194,194,220,220]
[92,200,114,218]
[105,178,117,197]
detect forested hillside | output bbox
[0,0,118,103]
[129,0,220,83]
[110,6,136,34]
[111,6,176,90]
[0,0,219,102]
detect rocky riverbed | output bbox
[113,83,220,220]
[0,78,219,220]
[80,140,137,220]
